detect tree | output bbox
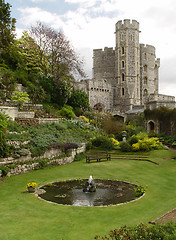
[68,89,89,110]
[52,78,72,106]
[0,0,16,66]
[30,23,86,107]
[30,22,85,78]
[17,31,48,76]
[0,68,16,102]
[27,85,46,104]
[0,0,16,48]
[11,91,30,109]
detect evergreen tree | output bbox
[0,0,16,62]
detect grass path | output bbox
[0,149,175,240]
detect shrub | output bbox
[110,138,119,147]
[101,118,124,135]
[38,159,48,169]
[132,142,140,151]
[0,165,9,176]
[94,222,176,240]
[79,116,89,123]
[55,122,68,131]
[74,152,86,161]
[91,136,114,150]
[119,141,131,152]
[73,107,83,117]
[128,135,138,146]
[52,142,79,154]
[30,146,45,157]
[86,141,92,150]
[67,89,90,110]
[0,113,10,157]
[58,105,75,119]
[136,131,148,140]
[138,140,150,151]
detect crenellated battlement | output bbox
[140,44,155,54]
[115,19,139,31]
[93,47,114,56]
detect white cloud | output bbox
[18,7,64,27]
[31,0,44,3]
[31,0,57,2]
[15,0,176,98]
[65,0,98,6]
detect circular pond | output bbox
[38,179,140,207]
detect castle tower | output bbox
[113,19,140,112]
[140,44,160,105]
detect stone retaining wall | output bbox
[0,143,86,178]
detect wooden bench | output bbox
[86,152,111,163]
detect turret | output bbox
[113,19,140,112]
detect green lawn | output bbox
[0,149,176,240]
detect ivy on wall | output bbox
[144,107,176,135]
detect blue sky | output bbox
[7,0,176,98]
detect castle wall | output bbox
[93,47,115,80]
[88,79,112,111]
[146,93,176,110]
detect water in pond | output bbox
[38,179,138,207]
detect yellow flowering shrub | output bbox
[110,138,119,146]
[132,142,140,151]
[80,115,89,123]
[132,137,162,152]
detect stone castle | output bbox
[76,19,175,117]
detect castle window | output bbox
[121,34,124,41]
[91,87,93,90]
[144,77,148,84]
[121,46,125,55]
[122,88,125,96]
[144,52,147,60]
[122,60,125,68]
[121,73,125,81]
[144,89,148,96]
[144,65,147,72]
[130,34,134,41]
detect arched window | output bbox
[144,52,147,60]
[144,65,147,72]
[121,34,124,41]
[144,89,148,96]
[121,73,125,81]
[121,46,125,55]
[122,88,125,96]
[121,60,125,68]
[144,77,148,85]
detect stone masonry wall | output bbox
[0,143,86,177]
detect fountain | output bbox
[83,175,96,193]
[37,178,141,207]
